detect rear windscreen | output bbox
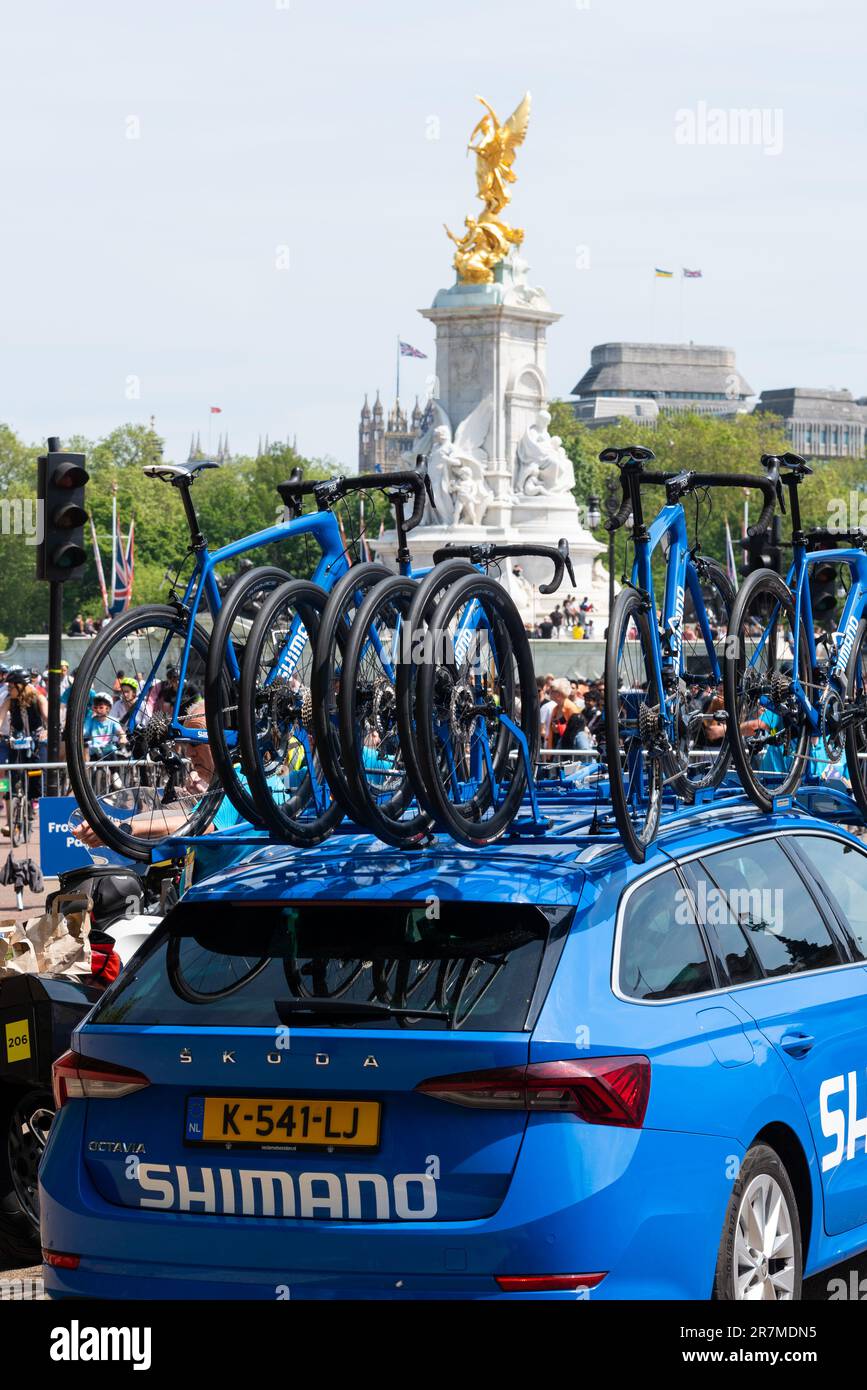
[91,900,571,1032]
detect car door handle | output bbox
[780,1031,815,1057]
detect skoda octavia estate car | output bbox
[39,795,867,1299]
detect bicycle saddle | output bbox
[598,444,656,465]
[142,461,220,483]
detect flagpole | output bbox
[109,483,118,611]
[679,271,684,342]
[396,335,400,405]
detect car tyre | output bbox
[0,1087,49,1263]
[713,1142,802,1301]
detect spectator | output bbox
[110,676,140,725]
[68,613,85,635]
[549,606,564,639]
[537,676,556,746]
[148,665,180,717]
[538,616,554,640]
[545,677,581,748]
[83,616,97,636]
[560,711,594,753]
[0,666,49,813]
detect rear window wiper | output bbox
[275,999,450,1023]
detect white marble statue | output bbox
[515,408,575,496]
[414,396,494,526]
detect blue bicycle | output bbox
[725,451,867,813]
[66,460,397,860]
[601,444,776,862]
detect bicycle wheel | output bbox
[604,585,666,863]
[204,565,294,826]
[395,558,480,811]
[67,605,225,860]
[239,580,343,845]
[670,556,735,795]
[340,574,434,847]
[843,619,867,815]
[414,575,539,846]
[311,562,391,822]
[723,570,812,810]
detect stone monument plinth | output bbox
[373,253,611,623]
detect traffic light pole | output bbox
[45,436,63,792]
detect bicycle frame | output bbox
[755,543,867,732]
[126,509,348,746]
[629,502,721,731]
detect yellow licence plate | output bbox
[186,1096,381,1149]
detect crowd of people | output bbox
[525,593,596,641]
[537,672,605,755]
[68,612,112,636]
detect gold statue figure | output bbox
[445,92,532,285]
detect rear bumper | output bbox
[41,1106,739,1300]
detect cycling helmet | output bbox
[6,666,30,686]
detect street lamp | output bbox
[586,494,601,530]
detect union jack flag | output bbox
[399,341,427,359]
[110,518,135,615]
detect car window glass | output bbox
[684,862,763,986]
[619,869,714,1001]
[698,839,840,978]
[791,835,867,960]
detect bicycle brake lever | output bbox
[776,480,787,514]
[558,538,576,587]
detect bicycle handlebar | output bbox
[603,466,777,538]
[432,539,575,594]
[276,465,432,532]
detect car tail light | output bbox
[52,1049,150,1109]
[417,1056,650,1128]
[43,1250,80,1269]
[496,1273,607,1292]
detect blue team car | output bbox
[39,791,867,1300]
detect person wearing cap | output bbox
[0,667,49,814]
[110,676,140,725]
[83,693,123,782]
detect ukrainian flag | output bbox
[655,267,674,278]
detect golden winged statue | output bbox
[445,92,532,285]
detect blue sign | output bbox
[38,797,132,875]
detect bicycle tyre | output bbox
[311,561,392,823]
[395,558,481,814]
[238,580,343,845]
[604,584,666,864]
[67,605,225,860]
[414,574,539,846]
[204,565,294,826]
[843,619,867,816]
[723,569,811,811]
[340,574,433,847]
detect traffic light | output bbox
[809,556,839,623]
[740,515,783,578]
[37,445,90,582]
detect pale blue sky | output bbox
[1,0,864,469]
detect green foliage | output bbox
[1,408,862,644]
[549,404,865,586]
[0,425,403,641]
